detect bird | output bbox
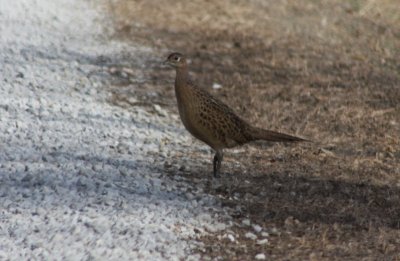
[165,52,307,177]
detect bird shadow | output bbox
[213,165,400,230]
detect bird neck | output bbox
[174,65,191,107]
[175,65,189,90]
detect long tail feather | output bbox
[250,127,308,142]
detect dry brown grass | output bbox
[105,0,400,259]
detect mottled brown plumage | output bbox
[165,52,307,177]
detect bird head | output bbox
[164,52,186,68]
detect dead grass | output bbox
[105,0,400,259]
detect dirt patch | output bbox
[105,0,400,259]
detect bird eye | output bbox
[174,56,179,61]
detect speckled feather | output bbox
[183,79,253,149]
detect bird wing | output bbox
[191,85,251,147]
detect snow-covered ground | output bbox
[0,0,229,260]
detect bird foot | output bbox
[210,177,224,191]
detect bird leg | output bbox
[213,150,224,178]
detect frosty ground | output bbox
[1,0,400,260]
[0,0,232,260]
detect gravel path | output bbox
[0,0,229,260]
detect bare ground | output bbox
[104,0,400,260]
